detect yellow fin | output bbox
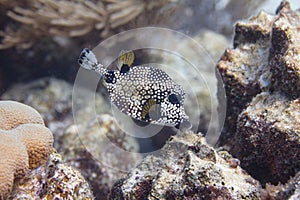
[141,99,156,119]
[117,50,135,68]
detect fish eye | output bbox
[168,93,180,104]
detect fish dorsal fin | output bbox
[141,99,161,121]
[117,50,135,74]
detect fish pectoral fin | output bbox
[132,118,150,127]
[148,104,161,121]
[141,99,161,121]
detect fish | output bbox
[78,48,192,130]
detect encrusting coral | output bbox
[0,101,54,199]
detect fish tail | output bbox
[78,48,107,76]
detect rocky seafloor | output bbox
[217,0,300,187]
[0,1,300,200]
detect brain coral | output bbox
[13,124,54,169]
[0,100,44,130]
[0,131,28,199]
[0,100,53,199]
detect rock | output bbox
[61,114,142,199]
[264,172,300,199]
[269,2,300,98]
[216,1,300,185]
[216,10,275,143]
[9,152,94,200]
[110,131,262,199]
[234,92,300,185]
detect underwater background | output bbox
[0,0,299,199]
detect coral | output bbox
[9,151,94,200]
[15,124,54,169]
[0,131,28,199]
[0,101,54,199]
[110,131,262,199]
[216,1,300,185]
[1,78,134,199]
[0,100,44,130]
[0,0,176,49]
[0,101,92,199]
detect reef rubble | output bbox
[9,151,94,200]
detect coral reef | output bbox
[0,0,177,49]
[0,100,93,199]
[9,151,94,200]
[1,78,142,200]
[0,101,54,199]
[110,131,262,199]
[216,1,300,185]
